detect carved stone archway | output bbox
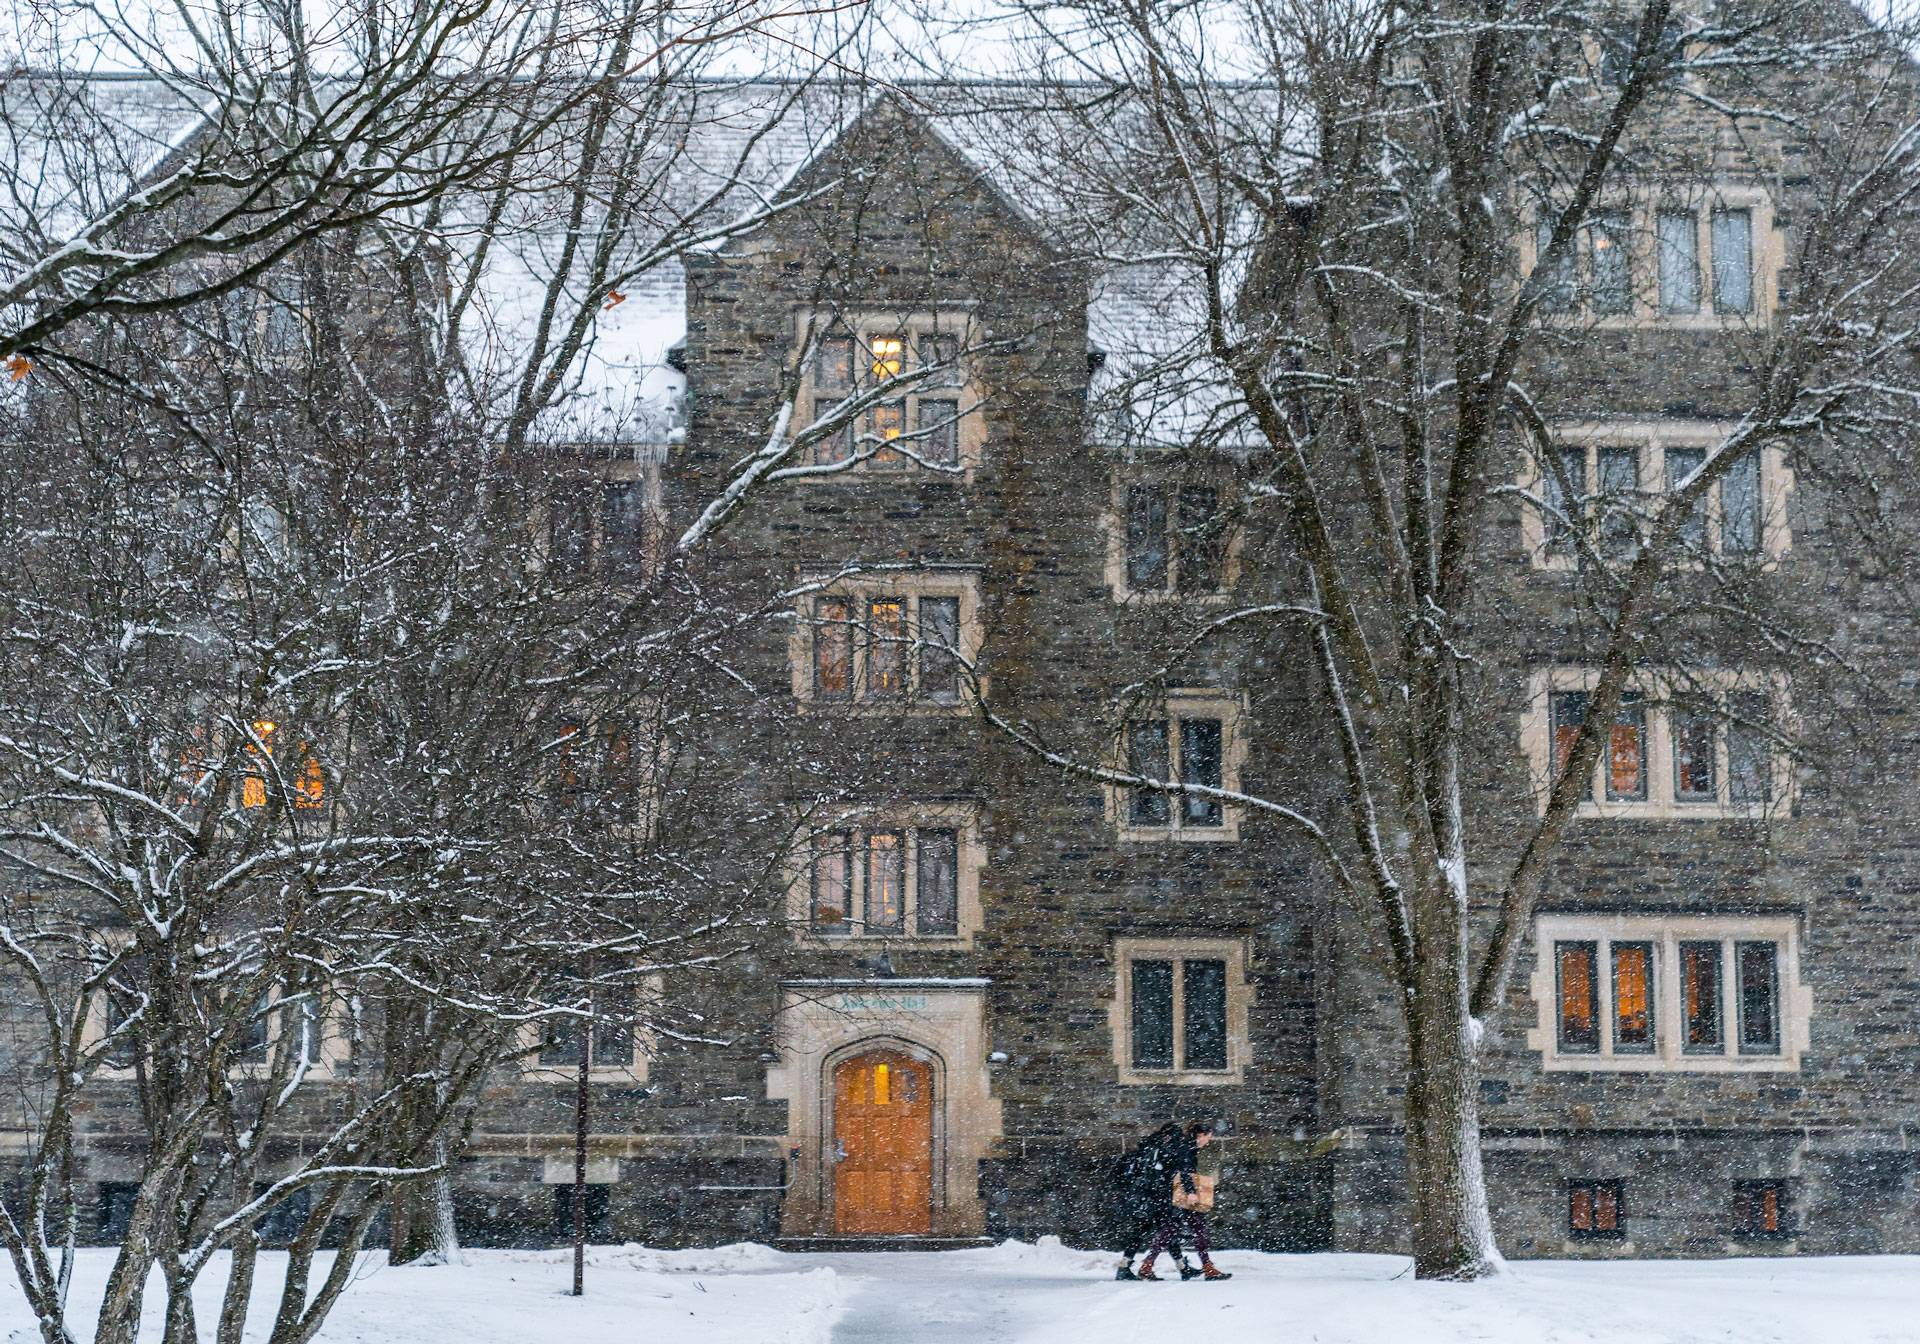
[767,979,999,1238]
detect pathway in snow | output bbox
[781,1240,1920,1344]
[806,1249,1070,1343]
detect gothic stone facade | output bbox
[43,83,1920,1257]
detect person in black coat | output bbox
[1110,1122,1191,1281]
[1137,1121,1232,1281]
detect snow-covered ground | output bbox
[8,1239,1920,1344]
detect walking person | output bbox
[1136,1120,1232,1282]
[1110,1121,1191,1281]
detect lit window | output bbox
[1556,942,1599,1054]
[551,718,651,825]
[240,721,325,811]
[294,756,326,810]
[867,334,905,382]
[864,600,907,699]
[805,823,974,939]
[814,599,853,701]
[870,403,905,468]
[1568,1180,1625,1240]
[798,315,974,473]
[1611,942,1654,1053]
[801,583,976,709]
[1733,1180,1791,1238]
[1532,916,1808,1071]
[865,831,905,933]
[1588,212,1631,315]
[1531,671,1786,816]
[1550,690,1587,789]
[242,719,276,809]
[1605,693,1648,803]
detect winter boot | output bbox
[1115,1262,1138,1281]
[1179,1262,1203,1281]
[1135,1258,1163,1281]
[1201,1264,1233,1281]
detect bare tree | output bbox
[0,0,833,366]
[940,0,1920,1277]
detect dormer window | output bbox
[867,334,904,381]
[797,312,982,474]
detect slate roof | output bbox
[1,74,1257,448]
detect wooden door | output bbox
[832,1050,933,1235]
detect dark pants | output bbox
[1116,1202,1184,1263]
[1146,1209,1210,1265]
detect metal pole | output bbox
[572,1009,590,1296]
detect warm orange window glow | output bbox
[1758,1185,1780,1232]
[1608,720,1643,795]
[871,402,905,465]
[1612,944,1651,1047]
[555,723,584,793]
[866,600,905,697]
[176,728,214,807]
[868,335,904,381]
[1594,1185,1619,1230]
[241,720,277,809]
[294,755,326,809]
[1682,942,1723,1048]
[1571,1183,1621,1234]
[873,1062,891,1105]
[814,600,852,699]
[1559,950,1593,1030]
[1557,942,1598,1051]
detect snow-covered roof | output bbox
[3,75,1274,451]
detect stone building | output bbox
[17,45,1920,1260]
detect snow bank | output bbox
[11,1245,1919,1344]
[0,1247,842,1344]
[964,1236,1122,1276]
[603,1240,792,1274]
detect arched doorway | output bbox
[831,1048,934,1235]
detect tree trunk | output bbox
[1402,921,1500,1280]
[387,1178,441,1266]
